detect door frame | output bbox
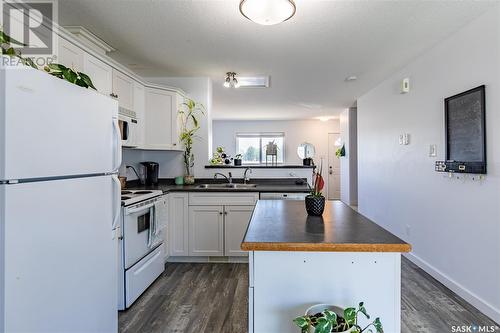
[327,132,341,200]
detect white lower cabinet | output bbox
[168,193,257,258]
[224,206,254,257]
[189,205,224,256]
[168,193,189,256]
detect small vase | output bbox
[184,175,195,185]
[234,159,242,166]
[305,195,325,216]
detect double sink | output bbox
[196,183,258,189]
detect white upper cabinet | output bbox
[112,69,134,110]
[144,88,183,150]
[133,82,145,146]
[83,53,112,96]
[57,38,83,72]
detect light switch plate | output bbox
[429,144,437,157]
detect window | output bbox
[236,133,285,164]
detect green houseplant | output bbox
[293,302,384,333]
[234,153,243,166]
[178,98,205,185]
[1,27,96,89]
[305,159,325,216]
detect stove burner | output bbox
[121,196,132,200]
[134,191,153,194]
[122,191,132,194]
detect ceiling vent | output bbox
[237,75,270,88]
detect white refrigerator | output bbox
[0,67,121,332]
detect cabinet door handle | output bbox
[224,211,228,215]
[219,212,223,215]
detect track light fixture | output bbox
[223,72,240,88]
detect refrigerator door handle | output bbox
[112,174,121,230]
[112,117,122,171]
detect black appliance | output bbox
[140,162,159,185]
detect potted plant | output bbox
[234,154,243,166]
[305,160,325,216]
[293,302,384,333]
[178,98,205,185]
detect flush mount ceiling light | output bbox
[239,0,296,26]
[223,72,240,88]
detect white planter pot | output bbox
[305,304,357,333]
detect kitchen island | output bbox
[241,200,411,333]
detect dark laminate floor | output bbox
[119,258,498,333]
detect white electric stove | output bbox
[121,189,163,206]
[118,189,165,310]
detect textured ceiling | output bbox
[58,0,494,120]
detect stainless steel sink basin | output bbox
[196,183,258,189]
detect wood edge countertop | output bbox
[240,200,412,253]
[241,242,412,253]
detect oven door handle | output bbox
[125,202,156,215]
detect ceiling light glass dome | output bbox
[240,0,296,26]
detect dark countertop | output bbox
[241,200,411,252]
[125,178,311,194]
[205,165,315,169]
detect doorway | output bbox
[328,133,341,200]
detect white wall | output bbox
[358,7,500,323]
[122,77,212,180]
[339,108,358,205]
[213,119,340,188]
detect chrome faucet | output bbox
[214,172,232,184]
[243,167,252,184]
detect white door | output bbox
[112,69,135,110]
[189,205,224,256]
[83,53,113,96]
[224,205,254,257]
[328,133,341,200]
[57,37,83,71]
[168,193,189,256]
[0,67,120,180]
[1,176,117,332]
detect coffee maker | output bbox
[140,161,159,185]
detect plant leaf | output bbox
[62,68,78,83]
[47,63,67,72]
[293,316,309,329]
[358,302,370,319]
[373,318,384,333]
[0,31,26,46]
[344,307,357,326]
[314,317,332,333]
[323,310,337,325]
[78,72,96,90]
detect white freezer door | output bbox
[0,67,121,180]
[1,176,119,333]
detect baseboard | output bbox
[167,256,249,264]
[405,253,500,325]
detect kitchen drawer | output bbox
[125,244,164,308]
[188,192,259,206]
